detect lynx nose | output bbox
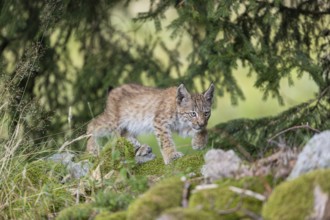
[197,121,206,128]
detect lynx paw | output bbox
[135,144,155,164]
[136,144,152,156]
[192,144,206,150]
[192,138,207,150]
[135,153,156,164]
[164,151,184,164]
[192,130,208,150]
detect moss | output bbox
[56,203,98,220]
[189,177,268,219]
[127,177,184,220]
[76,151,97,163]
[134,151,205,176]
[97,137,136,174]
[133,157,166,176]
[94,190,133,212]
[15,160,67,186]
[170,152,205,174]
[159,207,218,220]
[94,211,127,220]
[262,169,330,220]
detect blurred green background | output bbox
[0,0,328,154]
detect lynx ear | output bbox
[203,83,215,103]
[177,84,191,104]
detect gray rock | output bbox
[48,152,91,179]
[48,152,74,166]
[67,160,92,179]
[201,149,250,181]
[288,130,330,179]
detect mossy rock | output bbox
[189,177,269,219]
[170,152,205,174]
[127,177,184,220]
[262,169,330,220]
[159,207,218,220]
[133,157,165,176]
[97,137,136,175]
[94,190,133,212]
[94,211,127,220]
[56,203,98,220]
[134,151,205,176]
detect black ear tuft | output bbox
[204,83,215,103]
[177,84,190,104]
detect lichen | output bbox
[189,177,269,219]
[94,211,127,220]
[127,177,184,220]
[159,207,218,220]
[262,169,330,220]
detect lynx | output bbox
[86,83,214,164]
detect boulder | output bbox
[201,149,250,181]
[288,130,330,179]
[263,169,330,220]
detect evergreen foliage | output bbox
[0,0,329,148]
[209,88,330,159]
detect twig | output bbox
[76,180,81,204]
[255,150,283,165]
[229,186,266,201]
[212,127,254,162]
[267,124,320,142]
[181,180,191,208]
[0,102,7,111]
[218,200,242,215]
[58,134,92,152]
[312,86,330,111]
[192,184,218,193]
[241,208,263,220]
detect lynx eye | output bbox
[189,111,197,117]
[204,111,210,117]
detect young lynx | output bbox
[86,83,214,164]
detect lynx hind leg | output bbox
[86,114,114,155]
[192,129,208,150]
[125,137,155,164]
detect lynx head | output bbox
[176,83,215,131]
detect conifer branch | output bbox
[256,0,330,16]
[267,125,320,143]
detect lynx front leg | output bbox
[192,129,208,150]
[154,120,183,164]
